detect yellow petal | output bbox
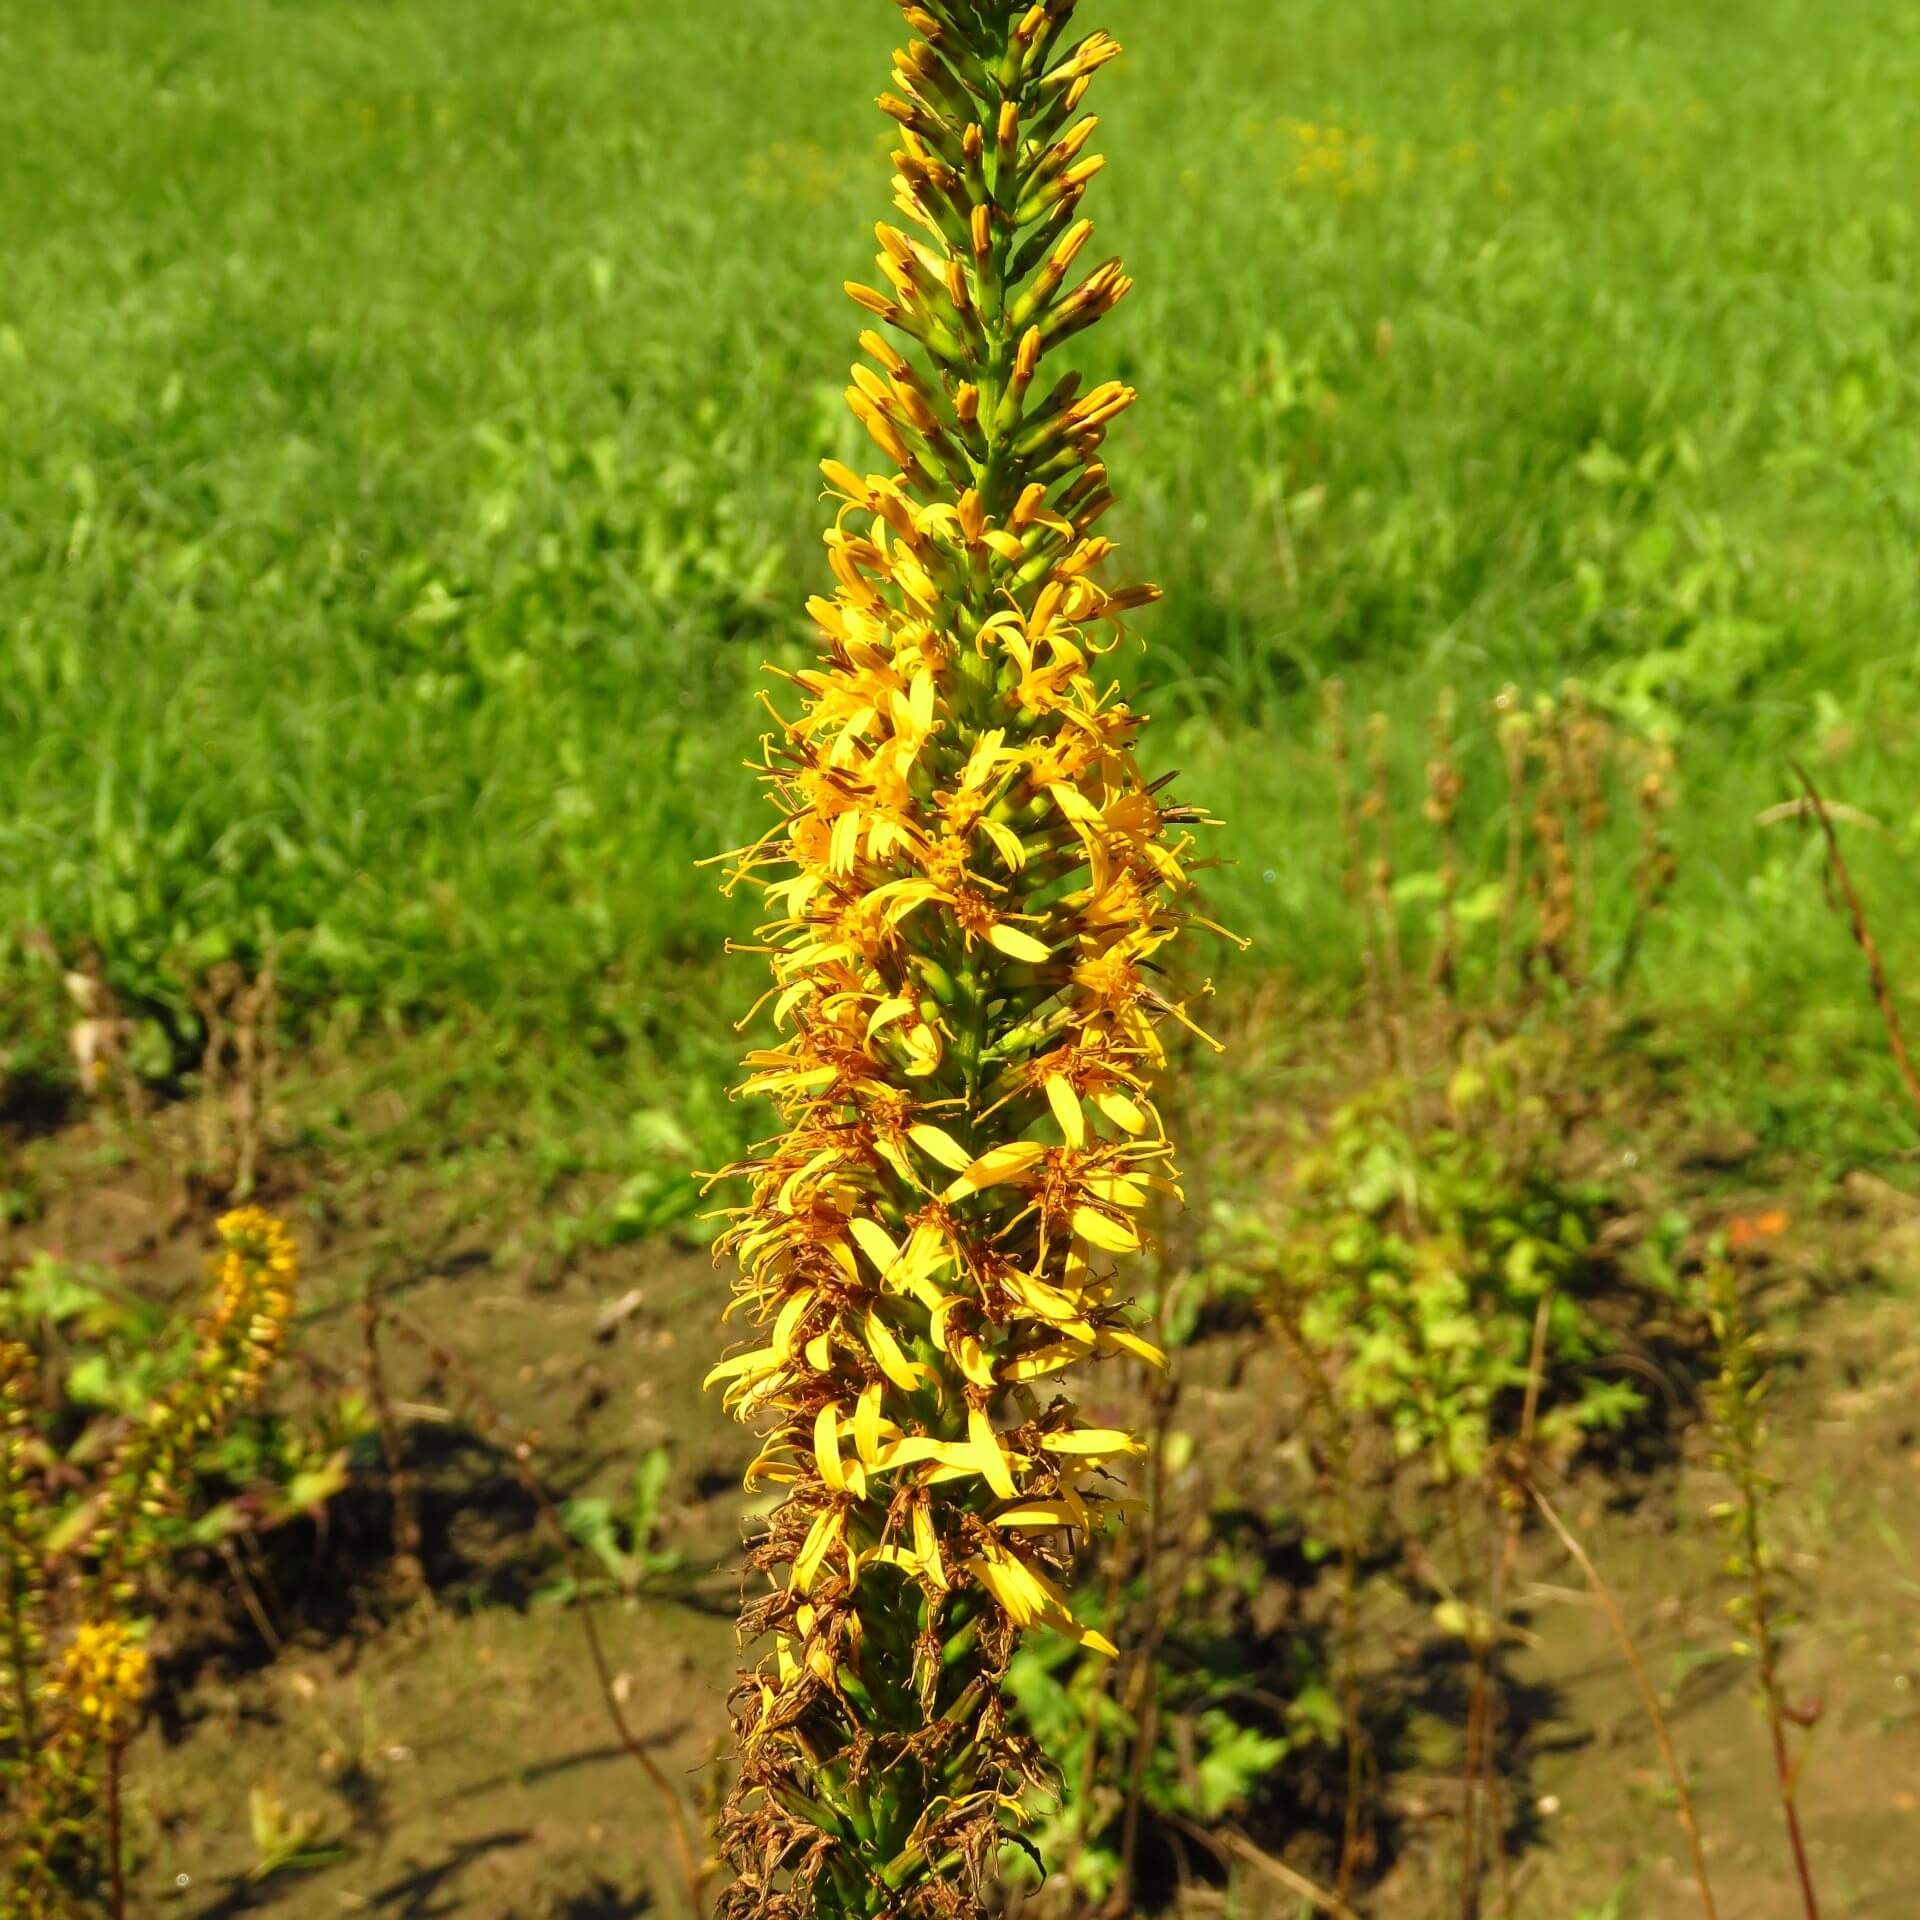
[1045,1075,1086,1149]
[793,1508,845,1592]
[1001,1343,1083,1382]
[1040,1428,1146,1458]
[913,1497,948,1589]
[908,1123,974,1173]
[849,1217,901,1277]
[969,1408,1019,1501]
[865,1308,926,1392]
[854,1383,884,1466]
[981,820,1027,871]
[867,996,915,1040]
[814,1404,846,1494]
[944,1140,1046,1201]
[1094,1090,1148,1135]
[929,1294,961,1355]
[898,1221,953,1288]
[992,1500,1084,1529]
[954,1332,998,1390]
[968,1548,1044,1625]
[772,1290,814,1362]
[820,459,866,499]
[960,729,1005,789]
[1072,1206,1140,1253]
[702,1345,778,1391]
[988,923,1052,964]
[1100,1326,1168,1369]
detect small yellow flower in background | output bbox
[208,1205,300,1402]
[4,1211,302,1911]
[1281,118,1383,198]
[744,140,853,208]
[43,1619,150,1739]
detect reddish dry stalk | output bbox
[1426,688,1463,1010]
[1364,712,1410,1056]
[1493,694,1529,1015]
[1325,679,1390,1069]
[1169,1818,1363,1920]
[1529,704,1576,990]
[360,1272,428,1605]
[1528,1485,1721,1920]
[1794,763,1920,1123]
[1274,1303,1372,1898]
[107,1741,127,1920]
[1563,685,1605,989]
[1746,1519,1823,1920]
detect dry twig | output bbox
[1793,764,1920,1122]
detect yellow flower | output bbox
[43,1619,149,1739]
[707,6,1235,1917]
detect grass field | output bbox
[3,0,1918,1154]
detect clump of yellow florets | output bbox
[42,1618,150,1738]
[4,1212,302,1916]
[95,1208,300,1605]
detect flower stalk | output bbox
[707,6,1221,1916]
[2,1210,298,1917]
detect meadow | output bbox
[4,0,1918,1135]
[3,0,1920,1914]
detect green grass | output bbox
[2,0,1917,1149]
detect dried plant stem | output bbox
[1530,704,1576,991]
[1427,688,1463,1012]
[1743,1494,1822,1920]
[1209,1822,1365,1920]
[1269,1295,1372,1896]
[1480,1291,1553,1920]
[1564,685,1605,990]
[1446,1478,1491,1920]
[107,1741,127,1920]
[390,1308,708,1917]
[1528,1484,1721,1920]
[1618,739,1676,992]
[1794,763,1920,1123]
[1114,1367,1182,1911]
[1364,713,1410,1059]
[1329,1435,1369,1901]
[1326,680,1390,1070]
[219,1536,285,1657]
[1493,695,1528,1014]
[1708,1251,1822,1920]
[360,1270,427,1605]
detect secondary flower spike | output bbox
[708,5,1225,1915]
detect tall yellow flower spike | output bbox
[710,7,1222,1916]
